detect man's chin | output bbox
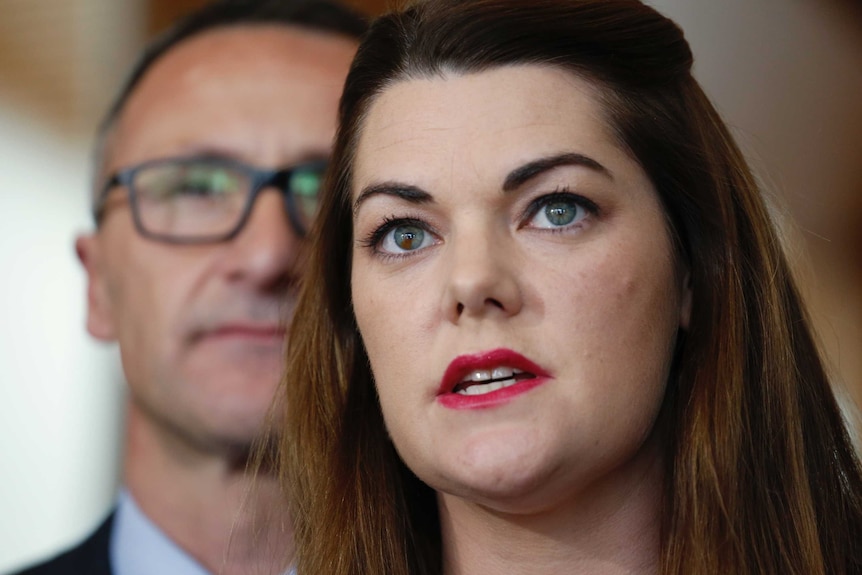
[187,350,284,387]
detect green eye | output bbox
[394,225,424,250]
[178,166,238,196]
[291,170,322,198]
[195,168,234,193]
[378,224,432,254]
[528,194,589,230]
[544,202,578,226]
[139,164,242,201]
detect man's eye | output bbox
[140,165,240,201]
[173,169,236,197]
[290,170,323,199]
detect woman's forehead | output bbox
[351,66,624,195]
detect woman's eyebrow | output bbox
[352,153,609,212]
[502,153,613,192]
[353,182,433,214]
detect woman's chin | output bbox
[423,435,569,514]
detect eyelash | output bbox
[359,187,599,256]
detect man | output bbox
[13,1,364,574]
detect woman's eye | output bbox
[526,193,593,230]
[379,223,434,254]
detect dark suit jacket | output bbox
[10,514,114,575]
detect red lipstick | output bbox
[437,348,551,410]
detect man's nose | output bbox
[219,188,302,290]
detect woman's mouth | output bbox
[452,367,535,396]
[439,349,551,409]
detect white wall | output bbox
[0,0,141,570]
[0,107,124,573]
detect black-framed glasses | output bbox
[94,155,327,244]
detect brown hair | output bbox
[276,1,862,573]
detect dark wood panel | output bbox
[148,0,392,36]
[144,0,862,37]
[349,0,391,15]
[148,0,209,35]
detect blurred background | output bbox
[0,0,860,571]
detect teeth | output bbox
[462,367,522,385]
[457,378,518,395]
[455,367,527,396]
[491,367,514,380]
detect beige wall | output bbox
[650,0,862,417]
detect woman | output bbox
[275,1,862,573]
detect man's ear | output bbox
[75,234,116,341]
[679,270,692,330]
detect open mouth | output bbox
[452,367,536,396]
[437,348,550,409]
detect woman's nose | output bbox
[441,227,523,324]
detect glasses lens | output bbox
[133,160,250,239]
[288,163,326,229]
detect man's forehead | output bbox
[141,24,358,83]
[101,24,357,175]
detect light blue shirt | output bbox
[109,490,295,575]
[110,490,212,575]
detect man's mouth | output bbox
[205,324,286,342]
[451,367,536,396]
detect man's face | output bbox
[77,25,356,452]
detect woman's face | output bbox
[350,66,691,515]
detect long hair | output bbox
[278,1,862,573]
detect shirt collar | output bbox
[110,489,212,575]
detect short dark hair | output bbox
[99,0,367,138]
